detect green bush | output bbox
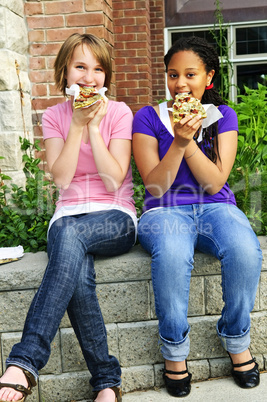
[228,83,267,235]
[0,138,57,252]
[131,156,145,218]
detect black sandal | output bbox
[163,363,192,397]
[228,353,260,388]
[93,386,122,402]
[0,365,37,402]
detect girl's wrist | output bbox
[70,119,85,133]
[185,146,199,159]
[88,125,101,136]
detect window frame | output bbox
[164,20,267,102]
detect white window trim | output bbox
[164,20,267,101]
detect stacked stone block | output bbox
[0,238,266,401]
[0,0,33,186]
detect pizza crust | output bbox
[173,93,207,123]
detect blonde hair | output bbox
[54,33,112,94]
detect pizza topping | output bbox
[172,93,207,123]
[73,85,103,109]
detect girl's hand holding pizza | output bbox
[173,114,203,149]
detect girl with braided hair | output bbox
[132,36,262,397]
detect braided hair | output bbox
[164,36,225,163]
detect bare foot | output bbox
[229,349,256,371]
[94,387,117,402]
[0,366,28,401]
[165,359,188,380]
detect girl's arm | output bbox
[44,121,83,190]
[89,132,132,192]
[183,130,238,194]
[133,114,202,198]
[133,133,184,198]
[45,97,132,192]
[87,97,132,192]
[133,110,237,198]
[45,99,104,189]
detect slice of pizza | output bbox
[173,93,207,123]
[73,86,103,109]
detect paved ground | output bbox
[122,371,267,402]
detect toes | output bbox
[0,387,23,401]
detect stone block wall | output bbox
[0,0,33,186]
[0,237,266,401]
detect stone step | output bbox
[0,237,266,401]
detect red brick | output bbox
[124,25,147,33]
[118,95,138,104]
[115,73,126,81]
[32,125,43,138]
[116,80,138,88]
[29,57,46,70]
[44,0,84,14]
[47,56,57,69]
[28,30,45,42]
[49,84,62,96]
[66,13,104,27]
[84,26,107,39]
[32,97,65,111]
[126,56,148,65]
[116,49,136,58]
[116,88,127,97]
[29,43,62,57]
[27,16,64,29]
[127,41,149,49]
[136,33,149,41]
[114,25,124,34]
[128,87,149,96]
[24,2,43,16]
[46,28,84,42]
[85,0,112,14]
[114,33,135,42]
[32,84,47,97]
[29,70,54,84]
[116,65,137,73]
[114,57,126,65]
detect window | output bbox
[165,22,267,101]
[235,26,267,56]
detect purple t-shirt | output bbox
[132,104,238,212]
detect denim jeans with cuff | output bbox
[138,203,262,362]
[7,210,136,392]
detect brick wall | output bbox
[113,0,152,113]
[24,0,166,154]
[150,0,166,102]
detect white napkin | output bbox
[0,245,24,260]
[202,104,223,128]
[65,85,107,108]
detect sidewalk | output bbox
[122,372,267,402]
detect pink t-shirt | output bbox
[42,99,136,218]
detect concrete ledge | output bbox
[0,237,266,401]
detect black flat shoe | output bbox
[229,354,260,389]
[163,364,192,397]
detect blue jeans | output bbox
[138,204,262,362]
[7,210,136,391]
